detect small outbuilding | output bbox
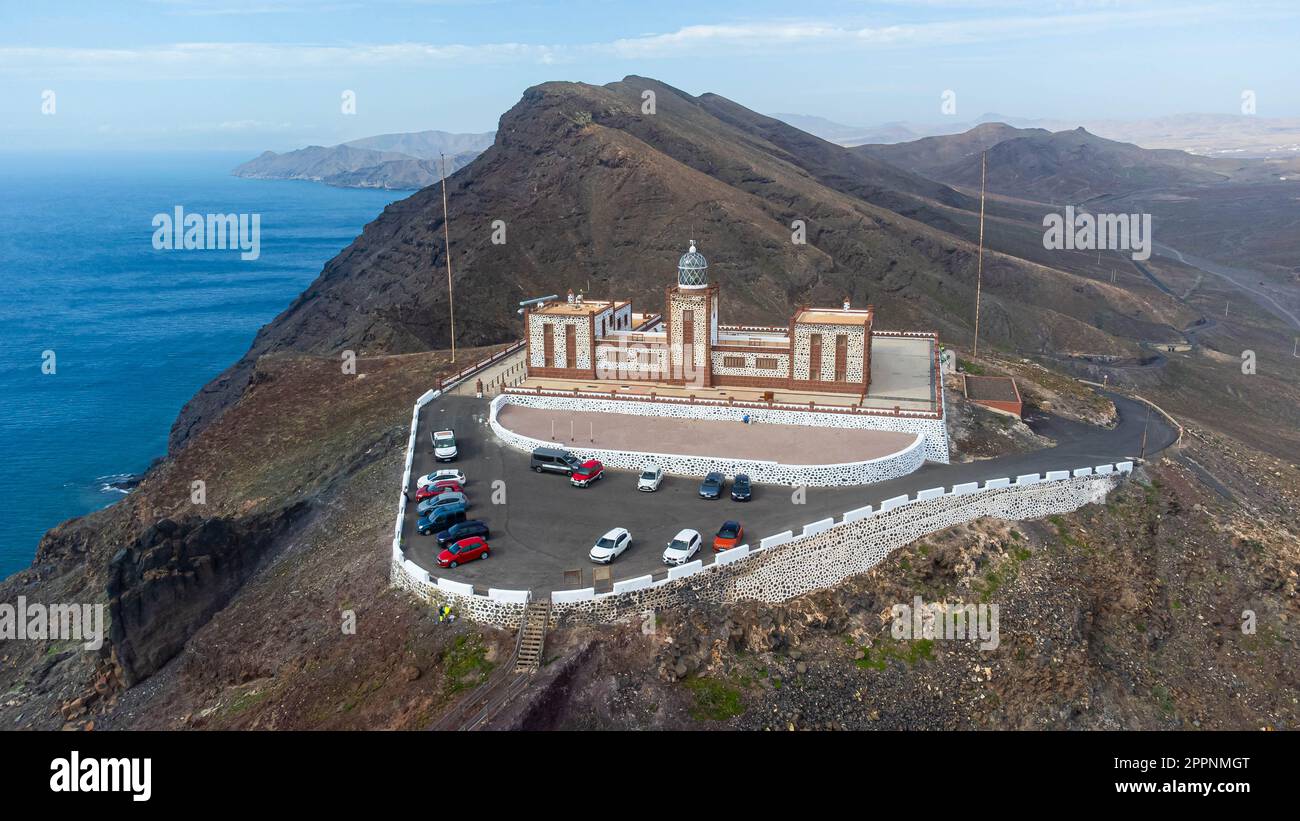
[962,374,1023,418]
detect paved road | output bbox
[1154,242,1300,332]
[401,390,1176,595]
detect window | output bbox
[723,356,746,368]
[542,325,554,366]
[756,357,779,371]
[682,310,695,347]
[809,333,822,379]
[564,325,576,368]
[834,335,848,381]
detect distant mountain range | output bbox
[855,124,1253,201]
[232,130,496,190]
[771,112,1300,158]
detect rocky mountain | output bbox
[231,130,494,190]
[176,76,1172,451]
[855,123,1047,177]
[768,113,923,146]
[342,129,496,160]
[870,125,1239,202]
[5,75,1298,734]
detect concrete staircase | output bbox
[514,599,550,673]
[430,599,549,731]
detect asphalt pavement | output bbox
[400,389,1175,595]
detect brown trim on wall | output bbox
[789,378,869,395]
[712,374,794,390]
[528,366,598,380]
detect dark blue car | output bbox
[436,519,491,547]
[730,473,752,501]
[699,472,725,499]
[417,505,467,535]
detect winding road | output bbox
[401,388,1176,596]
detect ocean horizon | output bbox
[0,151,403,578]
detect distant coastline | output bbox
[232,129,495,190]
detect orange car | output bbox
[713,520,744,551]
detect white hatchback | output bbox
[418,469,466,488]
[589,527,632,564]
[637,465,664,492]
[662,528,702,566]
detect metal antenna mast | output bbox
[440,153,457,363]
[972,150,987,357]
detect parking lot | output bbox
[400,389,1175,595]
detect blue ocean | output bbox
[0,152,402,578]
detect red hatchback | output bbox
[437,536,490,568]
[415,481,463,502]
[570,459,605,487]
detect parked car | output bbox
[417,492,467,516]
[570,459,605,487]
[414,480,462,502]
[417,506,466,534]
[432,429,458,462]
[698,472,725,499]
[589,527,631,564]
[730,473,752,502]
[530,446,583,474]
[714,520,744,551]
[435,519,490,547]
[437,536,490,568]
[637,465,664,492]
[663,528,703,566]
[418,468,466,488]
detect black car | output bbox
[699,472,725,499]
[435,519,491,546]
[730,473,752,501]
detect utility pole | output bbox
[972,150,987,358]
[1139,403,1152,461]
[440,153,457,363]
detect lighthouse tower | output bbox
[666,241,718,387]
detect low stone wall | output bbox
[390,456,1133,628]
[547,470,1126,625]
[489,395,929,487]
[496,390,949,465]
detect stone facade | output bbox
[792,322,867,382]
[527,313,592,371]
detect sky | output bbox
[1,0,1298,151]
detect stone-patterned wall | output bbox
[793,323,867,383]
[594,340,671,379]
[491,395,928,486]
[710,350,790,379]
[527,314,592,370]
[548,473,1123,626]
[389,557,529,628]
[667,289,711,379]
[498,390,950,464]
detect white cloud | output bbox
[0,2,1291,78]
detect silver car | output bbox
[417,491,467,515]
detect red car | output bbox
[437,536,490,568]
[570,459,605,487]
[713,520,744,551]
[415,480,463,502]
